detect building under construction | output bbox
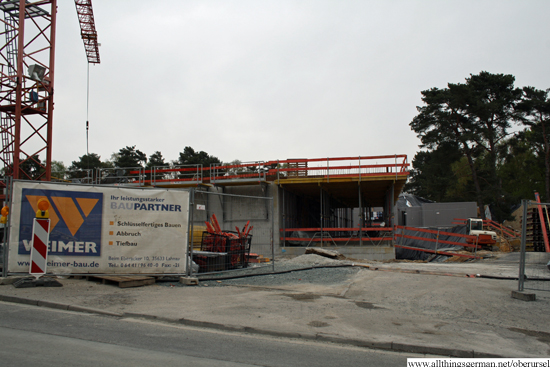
[62,155,409,260]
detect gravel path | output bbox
[159,254,361,287]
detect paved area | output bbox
[1,252,549,358]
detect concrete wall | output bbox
[191,185,276,258]
[422,202,476,228]
[397,206,423,227]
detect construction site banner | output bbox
[7,182,189,274]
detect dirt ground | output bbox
[1,252,549,357]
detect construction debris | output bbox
[12,277,63,288]
[179,277,199,286]
[511,290,536,302]
[305,247,345,260]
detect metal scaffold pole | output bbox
[271,195,275,272]
[187,188,195,277]
[518,199,528,291]
[358,184,363,247]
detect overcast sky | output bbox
[51,0,550,168]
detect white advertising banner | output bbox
[8,181,189,274]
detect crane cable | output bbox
[86,62,90,159]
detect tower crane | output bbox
[0,0,99,195]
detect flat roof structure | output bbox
[277,171,407,208]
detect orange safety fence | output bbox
[453,218,520,238]
[394,225,479,249]
[394,225,482,259]
[485,219,520,238]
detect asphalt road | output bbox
[0,301,419,367]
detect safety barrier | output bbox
[394,225,482,260]
[280,226,393,246]
[0,176,9,277]
[453,218,520,239]
[63,155,409,188]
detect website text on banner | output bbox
[8,182,190,274]
[407,358,550,367]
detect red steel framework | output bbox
[74,0,99,64]
[0,0,57,183]
[0,0,98,191]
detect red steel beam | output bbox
[534,192,550,252]
[395,225,477,240]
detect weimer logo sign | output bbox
[19,188,103,257]
[9,182,189,275]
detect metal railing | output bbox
[210,161,267,184]
[141,164,203,186]
[46,155,409,189]
[51,169,94,184]
[269,155,409,183]
[97,167,145,186]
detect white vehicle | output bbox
[466,218,497,246]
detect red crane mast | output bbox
[0,0,99,193]
[0,0,57,184]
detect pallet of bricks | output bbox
[525,207,548,252]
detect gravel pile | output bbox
[283,254,348,266]
[199,266,360,287]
